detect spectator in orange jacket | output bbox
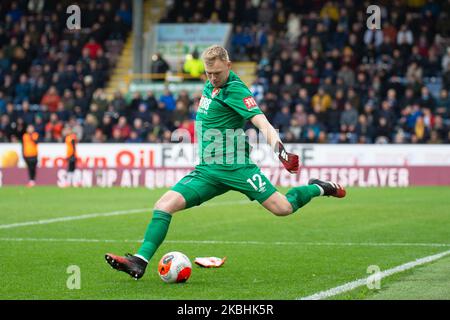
[22,124,39,187]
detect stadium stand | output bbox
[0,0,449,144]
[0,0,131,142]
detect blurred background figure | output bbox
[64,126,78,187]
[150,53,170,81]
[183,50,204,80]
[22,124,39,187]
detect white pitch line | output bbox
[0,200,250,230]
[0,208,149,230]
[166,240,450,248]
[0,237,139,243]
[0,237,449,248]
[298,249,450,300]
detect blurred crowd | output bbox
[162,0,450,144]
[1,0,450,144]
[0,0,131,142]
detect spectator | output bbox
[40,86,61,113]
[311,87,332,112]
[100,114,114,140]
[397,24,414,48]
[183,50,205,79]
[433,115,449,140]
[0,114,13,140]
[126,130,143,143]
[375,117,392,142]
[20,100,34,126]
[62,89,76,111]
[83,37,102,60]
[280,73,300,98]
[231,25,252,59]
[44,113,64,142]
[442,47,450,72]
[292,104,307,127]
[179,119,195,142]
[286,13,301,43]
[171,101,189,128]
[0,91,6,115]
[145,91,158,111]
[14,74,31,103]
[92,128,106,143]
[406,62,423,85]
[334,89,346,111]
[414,116,430,142]
[33,115,45,137]
[355,114,374,143]
[428,130,442,143]
[326,102,341,143]
[113,116,131,141]
[82,114,98,142]
[340,102,358,131]
[111,90,128,115]
[117,2,132,27]
[288,118,301,142]
[337,65,355,88]
[436,89,450,116]
[301,114,320,143]
[273,105,291,134]
[108,127,123,143]
[444,64,450,90]
[132,118,147,140]
[257,1,273,26]
[379,100,397,128]
[151,53,170,78]
[132,103,151,124]
[67,117,83,141]
[418,86,436,110]
[148,113,166,141]
[160,89,176,112]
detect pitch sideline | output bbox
[298,249,450,300]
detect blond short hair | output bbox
[201,45,230,66]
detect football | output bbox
[158,251,192,283]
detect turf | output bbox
[332,255,450,300]
[0,186,449,300]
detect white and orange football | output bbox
[158,251,192,283]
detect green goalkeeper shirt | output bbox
[196,70,263,169]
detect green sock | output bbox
[136,210,172,261]
[286,185,321,213]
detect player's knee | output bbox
[153,198,167,212]
[154,198,175,214]
[154,191,186,214]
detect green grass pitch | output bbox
[0,186,449,300]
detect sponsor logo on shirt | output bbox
[198,95,212,114]
[211,88,221,98]
[243,96,258,110]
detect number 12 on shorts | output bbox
[247,174,266,192]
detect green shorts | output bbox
[171,164,277,209]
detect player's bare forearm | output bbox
[250,114,299,173]
[250,114,281,151]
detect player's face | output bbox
[204,59,231,88]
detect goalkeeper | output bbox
[105,45,346,279]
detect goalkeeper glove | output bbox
[276,141,299,173]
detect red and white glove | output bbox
[276,142,299,173]
[194,257,227,268]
